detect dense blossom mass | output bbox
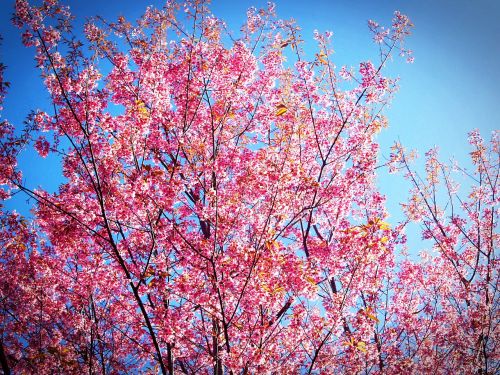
[0,0,498,374]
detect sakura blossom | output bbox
[0,1,497,374]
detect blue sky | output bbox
[1,0,499,241]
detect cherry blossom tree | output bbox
[387,132,499,374]
[0,0,497,374]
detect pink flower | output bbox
[34,136,50,157]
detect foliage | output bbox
[0,1,497,374]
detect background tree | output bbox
[387,132,498,374]
[0,0,496,374]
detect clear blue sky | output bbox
[1,0,499,236]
